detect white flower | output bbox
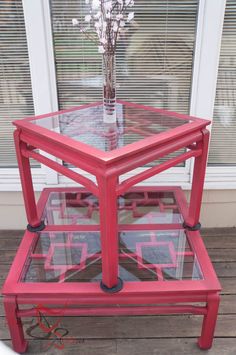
[106,12,111,19]
[116,14,123,21]
[85,14,91,22]
[127,0,134,6]
[98,46,105,54]
[113,22,118,32]
[72,18,79,26]
[85,0,90,4]
[94,11,102,19]
[117,0,124,4]
[120,20,125,27]
[104,1,112,11]
[92,0,100,10]
[127,12,134,22]
[95,20,102,29]
[100,37,107,44]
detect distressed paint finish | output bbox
[2,102,221,352]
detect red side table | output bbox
[2,101,221,352]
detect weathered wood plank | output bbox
[219,295,236,313]
[207,249,236,262]
[213,262,236,277]
[1,314,236,340]
[219,277,236,294]
[0,250,18,264]
[3,337,236,355]
[203,235,236,249]
[0,294,235,318]
[0,230,24,238]
[116,338,236,355]
[2,339,117,355]
[0,238,21,250]
[202,228,236,236]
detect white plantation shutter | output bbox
[50,0,198,115]
[208,0,236,166]
[0,0,34,167]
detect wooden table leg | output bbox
[14,129,44,231]
[4,296,28,353]
[198,293,220,349]
[184,129,210,230]
[97,174,122,292]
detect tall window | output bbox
[208,0,236,166]
[0,0,34,167]
[50,0,198,115]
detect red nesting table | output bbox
[2,101,221,352]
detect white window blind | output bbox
[50,0,198,115]
[208,0,236,166]
[0,0,34,168]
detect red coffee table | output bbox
[2,101,221,352]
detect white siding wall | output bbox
[0,190,235,229]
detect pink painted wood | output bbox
[4,296,28,353]
[2,101,221,352]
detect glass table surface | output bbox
[21,230,203,283]
[43,190,183,225]
[29,102,191,152]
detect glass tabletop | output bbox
[30,103,191,152]
[43,189,183,226]
[21,229,203,283]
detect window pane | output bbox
[0,0,34,167]
[50,0,198,114]
[208,0,236,166]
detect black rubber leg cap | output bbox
[183,222,201,231]
[27,221,45,232]
[100,277,123,294]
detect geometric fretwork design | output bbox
[22,232,101,283]
[119,230,203,282]
[22,229,202,283]
[43,189,183,225]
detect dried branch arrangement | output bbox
[72,0,134,55]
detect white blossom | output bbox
[72,18,79,26]
[116,14,123,21]
[127,12,134,22]
[127,0,134,6]
[104,1,112,11]
[72,0,135,55]
[98,45,105,53]
[92,0,100,10]
[94,20,102,29]
[100,37,107,44]
[113,22,118,32]
[85,14,92,22]
[94,11,102,19]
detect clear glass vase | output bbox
[103,53,116,123]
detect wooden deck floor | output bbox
[0,229,236,355]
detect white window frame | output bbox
[1,0,235,191]
[189,0,236,189]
